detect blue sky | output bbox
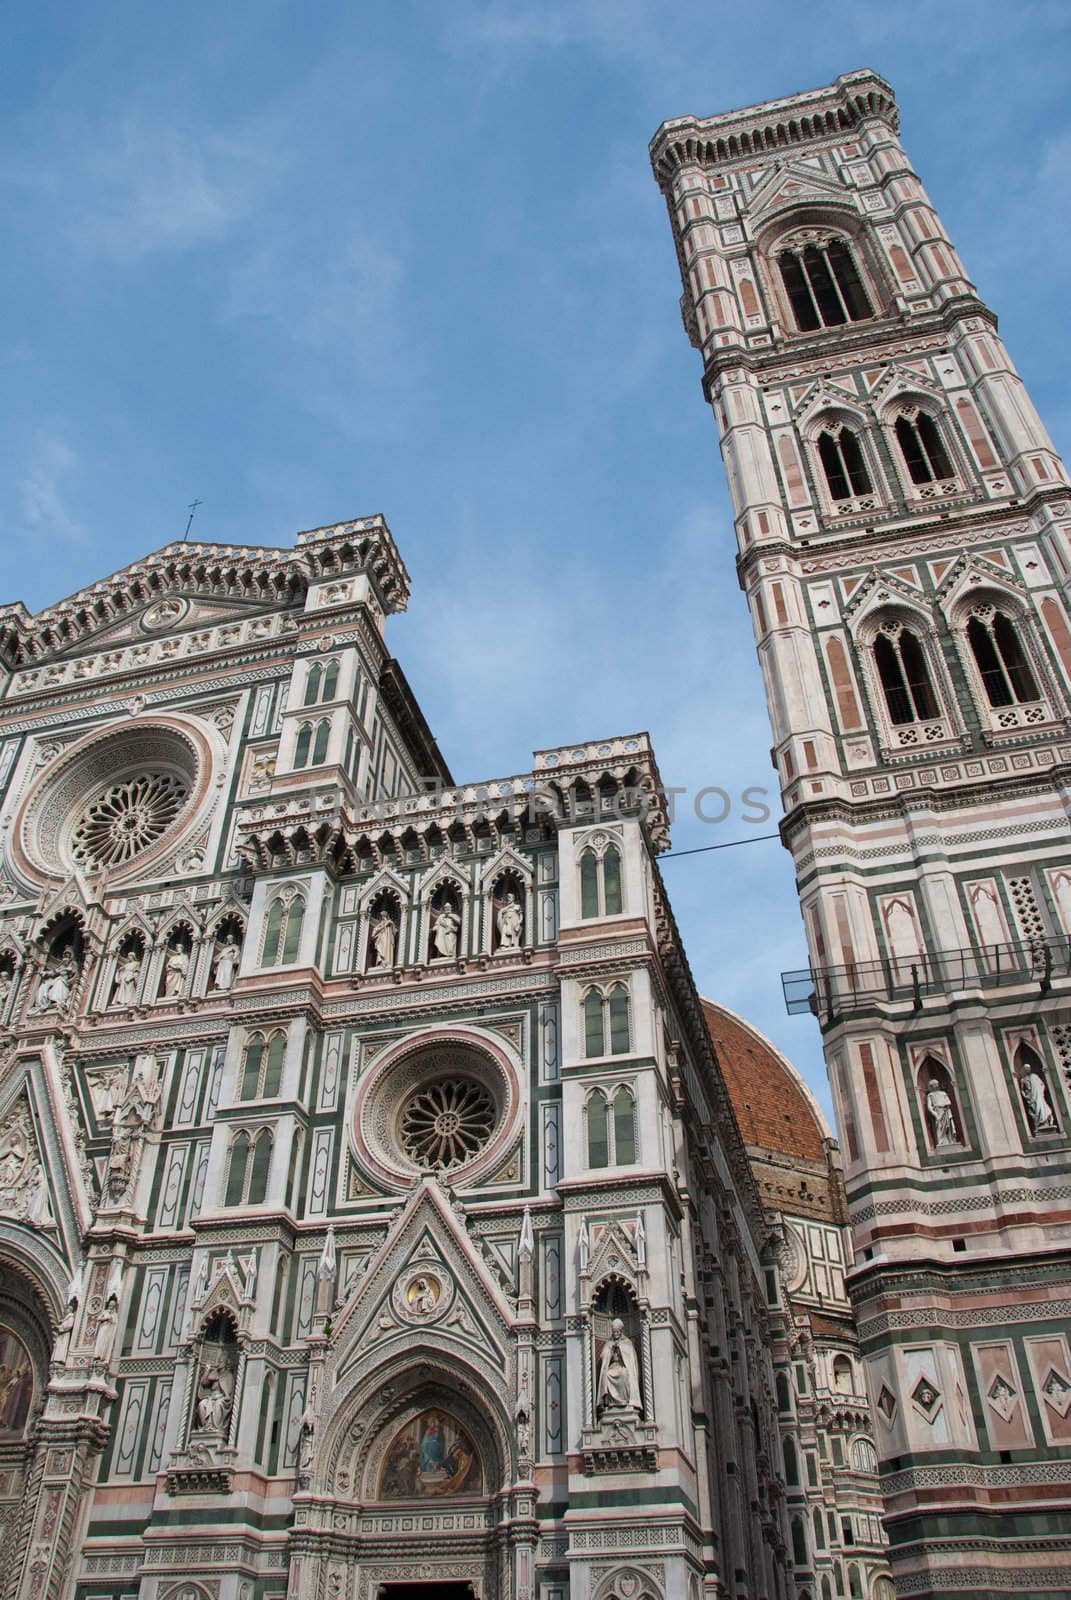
[4,2,1070,1119]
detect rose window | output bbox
[399,1077,496,1170]
[69,773,191,869]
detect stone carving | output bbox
[370,909,397,970]
[163,945,190,998]
[88,1065,128,1123]
[496,893,523,950]
[0,1100,51,1224]
[596,1318,642,1415]
[211,938,241,992]
[1020,1063,1057,1135]
[925,1077,958,1146]
[249,752,276,793]
[0,969,14,1012]
[106,1053,162,1204]
[112,950,142,1008]
[32,947,78,1015]
[392,1263,455,1324]
[194,1350,235,1434]
[431,904,461,960]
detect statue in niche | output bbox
[496,892,523,950]
[105,1054,161,1204]
[0,1104,50,1224]
[32,947,78,1014]
[596,1317,642,1415]
[163,943,190,998]
[431,902,461,960]
[192,1313,238,1437]
[1020,1061,1057,1135]
[211,936,241,992]
[924,1076,958,1147]
[370,908,397,969]
[113,950,142,1008]
[0,968,13,1011]
[93,1066,128,1122]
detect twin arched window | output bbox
[966,606,1039,706]
[580,845,623,919]
[815,406,957,508]
[873,621,939,725]
[778,239,872,331]
[895,411,953,484]
[817,427,871,500]
[239,1031,286,1100]
[262,894,306,967]
[303,659,340,707]
[584,983,631,1057]
[868,604,1042,732]
[225,1129,273,1206]
[586,1085,637,1167]
[294,719,331,768]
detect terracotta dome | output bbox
[700,998,830,1163]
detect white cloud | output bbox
[18,431,85,546]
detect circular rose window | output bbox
[18,722,203,882]
[399,1076,496,1170]
[352,1031,521,1191]
[70,772,191,869]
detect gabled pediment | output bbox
[330,1180,515,1390]
[747,159,854,226]
[54,592,284,660]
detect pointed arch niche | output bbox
[293,1356,515,1600]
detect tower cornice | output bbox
[649,69,898,191]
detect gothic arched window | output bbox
[895,411,953,483]
[224,1132,250,1207]
[311,719,331,765]
[873,622,939,724]
[612,1086,636,1164]
[294,722,313,768]
[303,659,340,706]
[247,1131,273,1205]
[262,895,305,968]
[586,1089,609,1168]
[585,1085,637,1168]
[582,984,632,1058]
[966,607,1039,706]
[303,664,322,707]
[579,844,624,918]
[791,1515,807,1566]
[783,1435,800,1485]
[817,427,872,500]
[778,239,872,331]
[240,1031,286,1100]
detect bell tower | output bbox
[651,70,1071,1599]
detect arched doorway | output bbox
[0,1256,55,1581]
[289,1357,518,1600]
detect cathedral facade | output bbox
[651,69,1071,1600]
[0,522,847,1600]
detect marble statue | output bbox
[1020,1064,1057,1135]
[212,938,241,992]
[113,951,141,1008]
[33,948,77,1014]
[496,892,523,950]
[163,946,189,998]
[431,904,461,960]
[194,1352,234,1434]
[925,1078,958,1146]
[596,1317,642,1413]
[0,970,12,1010]
[370,909,397,969]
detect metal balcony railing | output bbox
[782,934,1071,1020]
